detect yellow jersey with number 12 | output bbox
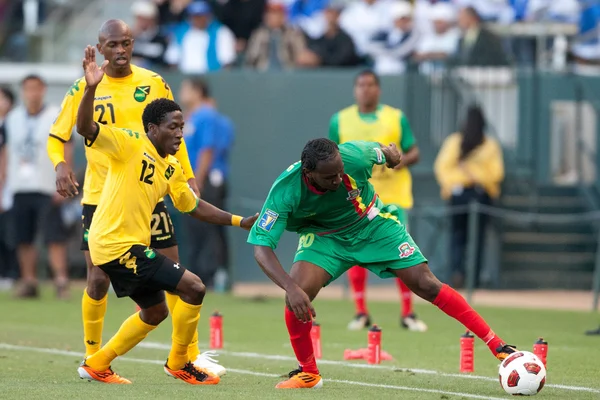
[86,123,198,266]
[49,64,194,205]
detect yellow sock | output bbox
[82,289,108,357]
[86,312,156,371]
[166,292,201,360]
[168,301,202,371]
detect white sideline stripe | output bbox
[137,341,600,394]
[0,343,505,400]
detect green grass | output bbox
[1,287,599,400]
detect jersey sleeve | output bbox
[399,113,416,152]
[328,113,340,144]
[86,122,141,161]
[247,183,294,249]
[153,73,174,100]
[49,78,84,143]
[167,161,199,213]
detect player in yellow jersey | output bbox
[47,20,225,375]
[74,45,257,384]
[329,70,427,332]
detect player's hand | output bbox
[82,45,108,88]
[379,142,402,169]
[240,213,259,230]
[285,286,316,323]
[187,178,200,197]
[56,161,79,198]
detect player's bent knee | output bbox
[140,303,169,326]
[86,270,110,300]
[415,268,442,302]
[177,274,206,305]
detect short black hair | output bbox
[142,98,182,133]
[184,78,210,99]
[301,138,339,172]
[20,74,46,87]
[0,86,15,106]
[354,69,380,86]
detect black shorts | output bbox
[12,193,68,245]
[80,201,178,251]
[98,244,185,309]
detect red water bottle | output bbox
[533,338,548,367]
[209,312,223,349]
[367,325,382,364]
[310,322,322,359]
[460,331,474,373]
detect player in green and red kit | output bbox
[248,139,517,389]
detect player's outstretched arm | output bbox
[190,199,258,230]
[76,46,108,140]
[253,246,316,322]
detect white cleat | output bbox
[401,314,428,332]
[347,313,371,331]
[193,351,227,376]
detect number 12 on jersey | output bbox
[140,159,155,184]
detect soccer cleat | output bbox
[347,313,371,331]
[585,326,600,335]
[276,368,323,389]
[401,313,428,332]
[495,344,519,361]
[78,361,131,384]
[164,360,220,385]
[193,350,227,376]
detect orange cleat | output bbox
[164,361,220,385]
[276,368,323,389]
[496,344,519,361]
[78,361,132,384]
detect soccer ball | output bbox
[498,351,546,396]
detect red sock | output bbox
[396,278,413,318]
[284,307,319,374]
[433,284,504,355]
[348,266,368,315]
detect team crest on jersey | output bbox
[398,242,415,259]
[165,165,175,180]
[144,247,156,259]
[346,188,361,201]
[258,209,279,232]
[134,86,151,102]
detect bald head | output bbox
[98,19,131,43]
[96,19,134,77]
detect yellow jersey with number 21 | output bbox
[49,64,194,205]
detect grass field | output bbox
[1,286,599,400]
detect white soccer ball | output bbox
[498,351,547,396]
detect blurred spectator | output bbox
[339,0,395,57]
[209,0,266,54]
[245,2,306,70]
[570,0,600,76]
[4,75,69,299]
[154,0,192,32]
[0,86,17,290]
[165,1,236,73]
[454,0,510,22]
[180,78,234,289]
[368,1,421,75]
[131,1,169,70]
[525,0,580,24]
[434,105,504,289]
[288,0,328,39]
[414,2,460,73]
[453,6,510,66]
[296,2,360,68]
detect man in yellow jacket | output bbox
[329,70,427,332]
